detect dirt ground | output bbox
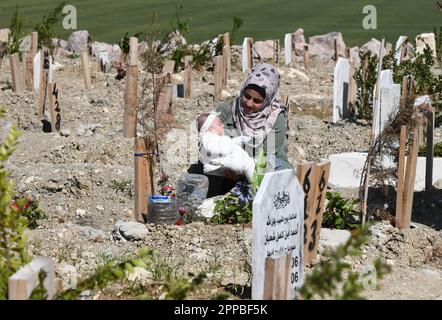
[1,47,442,300]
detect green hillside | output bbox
[0,0,441,47]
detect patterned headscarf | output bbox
[231,62,286,149]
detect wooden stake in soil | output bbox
[214,55,223,103]
[399,124,420,229]
[25,52,34,91]
[134,138,154,222]
[395,126,407,228]
[222,45,230,88]
[223,32,230,47]
[129,37,138,66]
[31,31,38,58]
[8,256,55,300]
[162,60,175,79]
[303,44,309,70]
[247,37,254,70]
[333,38,338,63]
[80,51,92,90]
[263,252,291,300]
[38,50,50,120]
[48,82,61,133]
[10,53,22,92]
[273,39,280,65]
[123,65,138,138]
[184,55,192,98]
[296,161,331,265]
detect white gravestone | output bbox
[394,36,408,65]
[242,37,253,73]
[252,169,304,300]
[284,33,292,66]
[33,51,41,91]
[373,69,400,139]
[332,57,350,123]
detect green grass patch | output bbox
[1,0,441,46]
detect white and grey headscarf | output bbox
[231,62,286,148]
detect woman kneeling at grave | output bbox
[188,62,292,197]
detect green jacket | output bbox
[216,101,293,170]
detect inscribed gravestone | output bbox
[284,34,292,66]
[332,57,350,123]
[373,69,400,139]
[252,169,304,300]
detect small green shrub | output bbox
[210,193,253,225]
[33,2,66,58]
[322,192,359,230]
[110,178,131,193]
[5,6,25,58]
[0,108,29,300]
[419,141,442,157]
[11,195,46,229]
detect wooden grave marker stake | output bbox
[252,170,304,300]
[10,53,22,92]
[397,122,421,229]
[184,55,192,98]
[273,39,280,66]
[303,44,309,70]
[25,52,34,91]
[38,50,50,120]
[8,256,55,300]
[263,252,291,300]
[134,138,154,222]
[123,65,138,138]
[222,45,230,88]
[155,73,171,115]
[80,51,92,90]
[214,55,223,103]
[333,38,338,63]
[31,31,38,58]
[162,60,175,80]
[296,161,331,265]
[129,37,138,66]
[395,125,407,228]
[223,33,231,76]
[48,81,61,133]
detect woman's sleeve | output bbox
[271,112,293,170]
[215,101,231,124]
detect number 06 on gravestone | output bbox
[252,169,304,300]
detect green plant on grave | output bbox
[419,141,442,157]
[11,195,46,230]
[170,4,191,35]
[210,193,253,225]
[354,52,378,121]
[435,26,442,65]
[33,2,67,59]
[118,31,144,56]
[211,148,266,225]
[5,6,25,58]
[0,108,29,300]
[322,191,359,230]
[213,16,245,57]
[110,178,131,194]
[300,225,391,300]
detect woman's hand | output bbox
[224,169,243,181]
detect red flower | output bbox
[176,218,183,226]
[162,186,175,192]
[178,207,186,216]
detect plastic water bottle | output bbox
[146,195,177,224]
[176,173,209,221]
